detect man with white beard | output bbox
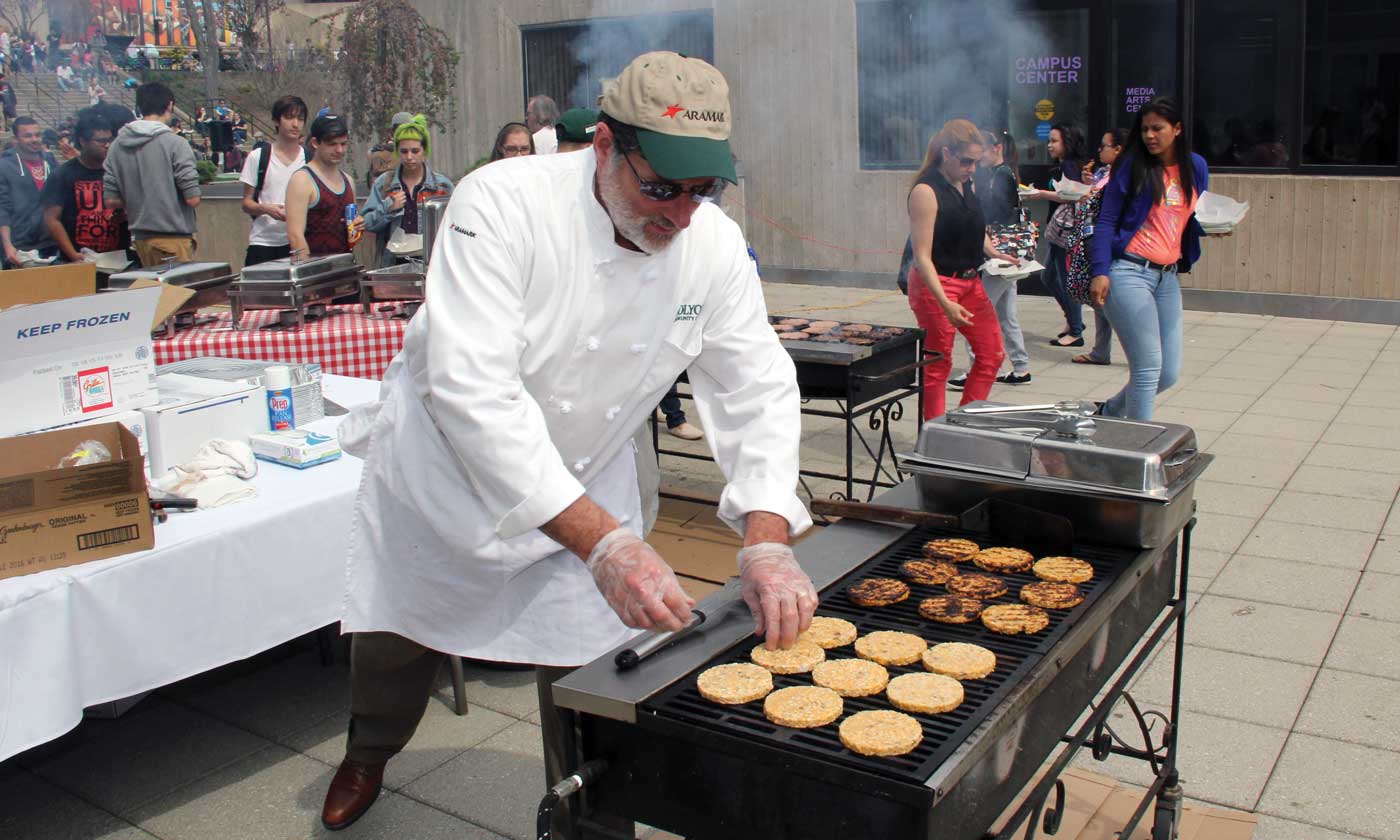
[320,52,816,837]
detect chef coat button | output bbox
[573,461,585,473]
[558,401,573,414]
[586,337,600,351]
[630,343,647,354]
[582,457,592,466]
[606,405,620,420]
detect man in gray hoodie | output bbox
[103,82,201,266]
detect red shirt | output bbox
[23,157,48,193]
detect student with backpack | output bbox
[239,95,308,266]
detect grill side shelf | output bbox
[641,523,1136,788]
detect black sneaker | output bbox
[948,374,967,390]
[997,371,1032,385]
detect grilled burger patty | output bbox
[918,594,985,624]
[946,573,1009,599]
[982,603,1051,635]
[1032,556,1094,584]
[921,538,981,562]
[899,559,959,585]
[1020,581,1085,610]
[848,577,911,607]
[971,546,1035,574]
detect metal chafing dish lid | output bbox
[903,400,1206,501]
[238,253,359,283]
[108,261,234,286]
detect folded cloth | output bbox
[152,439,259,509]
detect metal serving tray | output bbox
[359,263,425,315]
[237,252,359,284]
[107,261,237,336]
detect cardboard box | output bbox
[25,409,150,463]
[0,422,153,581]
[250,429,342,469]
[648,495,812,599]
[143,373,269,476]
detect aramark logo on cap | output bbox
[662,104,683,118]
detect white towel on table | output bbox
[152,440,259,509]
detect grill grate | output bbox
[642,523,1140,785]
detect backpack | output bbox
[1063,188,1104,304]
[251,141,272,201]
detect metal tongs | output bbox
[954,400,1097,437]
[614,577,743,670]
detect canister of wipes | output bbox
[265,365,296,430]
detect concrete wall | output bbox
[194,195,377,271]
[410,0,1400,302]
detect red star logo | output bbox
[661,103,683,118]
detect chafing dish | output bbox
[227,253,363,330]
[359,259,425,318]
[106,260,237,337]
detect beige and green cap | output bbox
[599,51,736,184]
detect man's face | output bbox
[315,135,349,165]
[16,123,44,155]
[80,130,112,163]
[277,113,304,142]
[593,124,708,254]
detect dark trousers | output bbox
[346,631,631,840]
[244,243,291,267]
[658,381,686,428]
[1043,243,1085,337]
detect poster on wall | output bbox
[1008,9,1090,178]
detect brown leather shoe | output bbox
[321,758,385,831]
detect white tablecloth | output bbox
[0,374,382,761]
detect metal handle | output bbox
[614,609,707,670]
[960,401,1087,415]
[1163,448,1197,468]
[849,350,944,383]
[810,499,960,529]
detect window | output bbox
[1193,1,1300,169]
[856,0,1001,169]
[521,12,714,111]
[1302,0,1400,167]
[1110,0,1177,129]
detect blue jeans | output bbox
[1043,243,1084,337]
[1101,259,1182,420]
[1088,303,1113,363]
[658,381,686,428]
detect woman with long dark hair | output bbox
[907,119,1021,419]
[1073,127,1130,366]
[1089,96,1212,420]
[490,122,535,162]
[1036,123,1089,347]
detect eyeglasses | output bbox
[501,145,531,154]
[620,152,724,202]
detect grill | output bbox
[557,406,1210,840]
[227,253,363,330]
[657,317,933,502]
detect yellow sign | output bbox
[1035,99,1055,121]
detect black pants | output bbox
[658,381,686,428]
[244,243,291,266]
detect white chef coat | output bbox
[340,149,810,666]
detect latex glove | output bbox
[738,542,818,650]
[586,527,694,632]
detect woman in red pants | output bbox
[908,119,1021,420]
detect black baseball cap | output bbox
[309,113,348,141]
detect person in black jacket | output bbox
[0,117,59,266]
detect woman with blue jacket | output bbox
[1089,96,1210,420]
[361,114,453,268]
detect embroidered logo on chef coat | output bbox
[449,223,476,238]
[674,303,703,322]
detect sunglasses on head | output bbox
[620,152,724,202]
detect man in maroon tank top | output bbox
[285,113,364,257]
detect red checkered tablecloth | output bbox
[153,305,409,380]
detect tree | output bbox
[0,0,46,38]
[178,0,220,99]
[332,0,459,141]
[222,0,283,59]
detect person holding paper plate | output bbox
[1089,96,1213,421]
[1034,124,1090,348]
[361,114,454,268]
[907,119,1022,419]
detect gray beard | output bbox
[597,154,679,255]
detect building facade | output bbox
[411,0,1400,307]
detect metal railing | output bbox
[11,70,137,128]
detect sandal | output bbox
[1071,354,1109,365]
[1050,335,1085,347]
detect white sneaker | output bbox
[667,422,704,441]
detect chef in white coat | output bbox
[321,52,817,836]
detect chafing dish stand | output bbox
[227,253,363,330]
[106,260,237,338]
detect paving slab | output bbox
[177,650,350,741]
[1295,669,1400,752]
[31,703,270,817]
[1275,367,1366,389]
[1185,512,1259,555]
[1128,643,1316,729]
[1260,382,1354,405]
[1151,405,1242,432]
[1346,388,1400,409]
[129,745,500,840]
[1071,707,1287,812]
[1238,519,1378,569]
[1207,554,1360,613]
[1205,433,1313,466]
[404,721,548,840]
[1303,444,1400,476]
[1201,454,1300,489]
[1322,422,1400,451]
[1290,354,1371,373]
[1324,615,1400,681]
[1182,548,1230,590]
[430,664,543,721]
[1368,536,1400,575]
[1183,594,1341,666]
[1347,571,1400,623]
[1263,490,1393,534]
[285,700,517,791]
[1225,413,1330,442]
[0,770,157,840]
[1183,376,1273,397]
[1286,464,1400,500]
[1259,733,1400,839]
[1252,814,1381,840]
[1161,387,1258,412]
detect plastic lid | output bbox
[264,365,291,390]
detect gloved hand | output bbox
[738,542,819,650]
[586,527,695,632]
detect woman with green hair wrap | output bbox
[361,113,455,268]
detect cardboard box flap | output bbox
[124,277,196,329]
[0,285,162,363]
[0,263,96,310]
[0,423,143,515]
